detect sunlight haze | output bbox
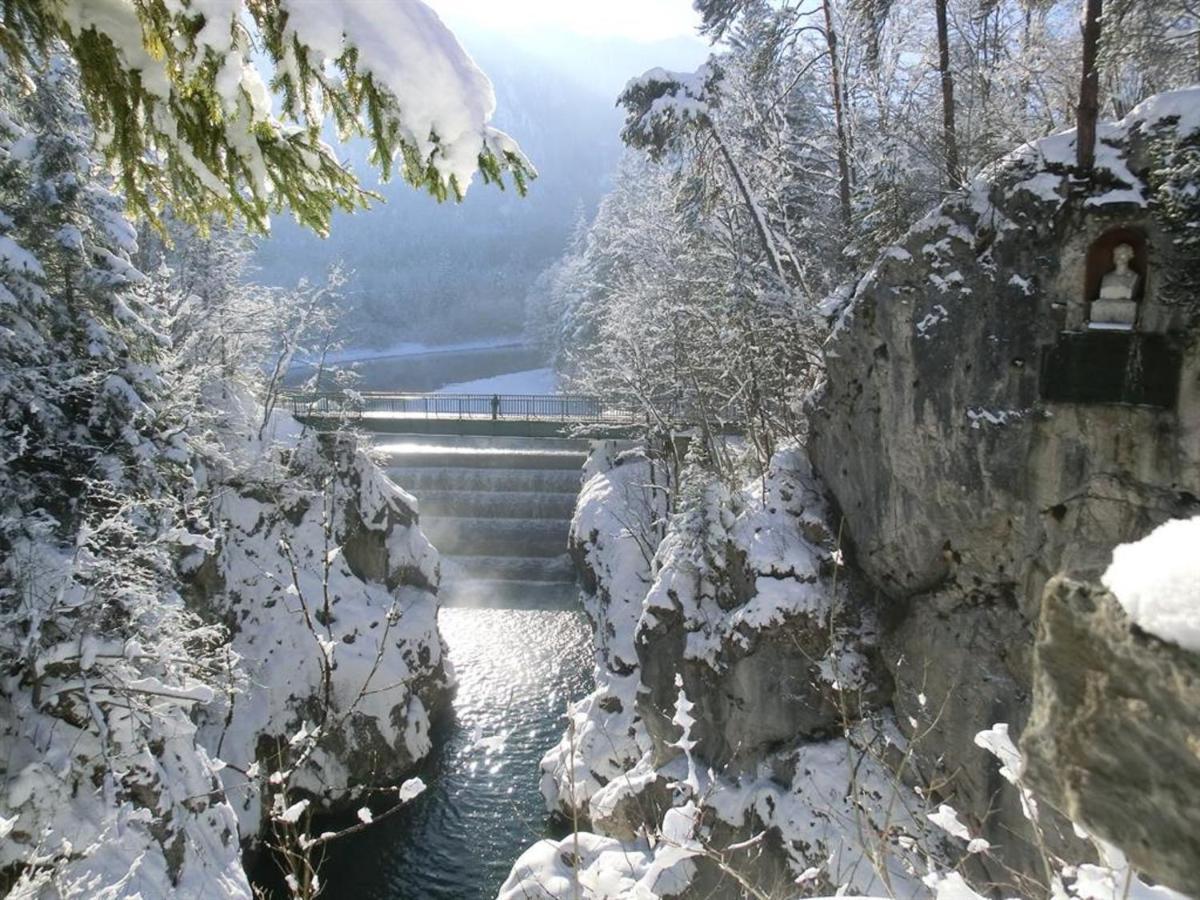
[427,0,704,42]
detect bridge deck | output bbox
[289,391,653,437]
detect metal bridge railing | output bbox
[287,391,649,425]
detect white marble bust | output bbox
[1090,243,1140,329]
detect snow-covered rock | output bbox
[0,659,249,899]
[192,396,449,836]
[516,442,936,897]
[636,448,885,773]
[1101,515,1200,652]
[540,444,665,821]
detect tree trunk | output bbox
[822,0,853,228]
[710,123,790,288]
[934,0,961,186]
[1077,0,1104,174]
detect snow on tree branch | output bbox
[619,63,722,160]
[1,0,534,235]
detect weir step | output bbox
[421,516,570,557]
[374,435,584,605]
[389,466,582,494]
[416,489,578,520]
[379,446,586,471]
[441,554,576,583]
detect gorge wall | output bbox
[191,402,451,840]
[809,87,1200,891]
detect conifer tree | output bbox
[0,59,242,896]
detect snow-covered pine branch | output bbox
[2,0,535,235]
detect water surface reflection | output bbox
[318,601,592,899]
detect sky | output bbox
[425,0,710,98]
[427,0,704,43]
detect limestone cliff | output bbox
[809,88,1200,886]
[510,87,1200,900]
[516,445,938,899]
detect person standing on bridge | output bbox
[491,394,500,420]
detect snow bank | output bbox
[438,366,557,394]
[1102,516,1200,652]
[498,831,658,900]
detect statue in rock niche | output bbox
[1089,243,1140,329]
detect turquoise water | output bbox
[317,601,593,899]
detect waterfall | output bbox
[381,435,586,606]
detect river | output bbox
[315,594,592,899]
[300,353,590,899]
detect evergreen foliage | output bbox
[0,59,244,896]
[1,0,534,235]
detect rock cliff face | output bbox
[191,405,450,839]
[633,450,886,774]
[1022,574,1200,896]
[509,88,1200,900]
[808,88,1200,884]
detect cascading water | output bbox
[383,436,588,607]
[317,434,594,899]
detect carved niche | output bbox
[1040,228,1181,408]
[1085,228,1147,330]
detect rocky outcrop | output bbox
[191,410,450,838]
[540,443,665,820]
[808,88,1200,886]
[633,449,887,772]
[527,444,936,898]
[1022,574,1200,896]
[512,89,1200,900]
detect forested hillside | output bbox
[535,0,1198,463]
[252,30,706,347]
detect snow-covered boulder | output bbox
[808,87,1200,883]
[520,443,932,897]
[191,401,449,837]
[540,444,665,822]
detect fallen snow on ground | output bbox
[438,366,558,394]
[1102,515,1200,652]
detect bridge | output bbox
[288,391,654,437]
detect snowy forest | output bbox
[0,2,1198,900]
